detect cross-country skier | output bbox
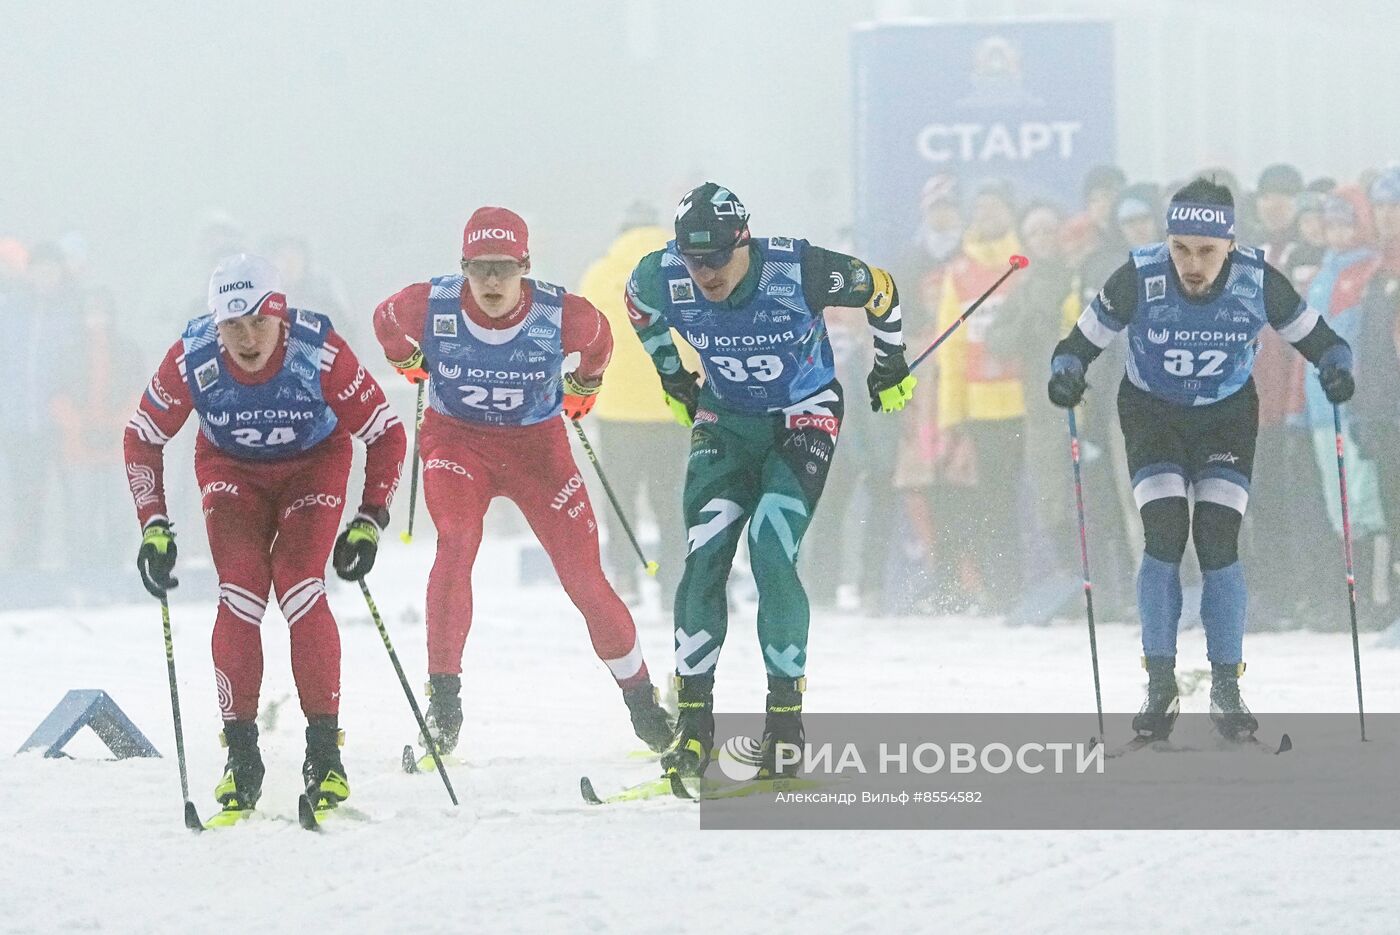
[1047,178,1354,740]
[124,254,407,823]
[625,182,915,779]
[372,206,673,761]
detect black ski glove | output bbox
[1047,354,1087,409]
[1319,366,1354,404]
[333,510,387,581]
[136,520,178,599]
[1317,343,1355,405]
[660,369,701,427]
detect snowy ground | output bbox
[3,533,1399,934]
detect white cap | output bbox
[208,253,284,323]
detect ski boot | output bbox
[659,674,714,778]
[421,673,463,757]
[1209,662,1258,740]
[623,683,675,753]
[302,716,349,809]
[758,676,806,779]
[208,721,265,826]
[1132,656,1180,740]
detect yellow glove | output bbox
[867,352,916,413]
[660,370,700,427]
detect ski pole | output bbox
[910,255,1028,372]
[358,579,459,805]
[159,596,203,831]
[1067,408,1106,743]
[1331,404,1367,742]
[569,418,659,577]
[400,380,427,544]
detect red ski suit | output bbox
[124,321,407,721]
[373,281,648,690]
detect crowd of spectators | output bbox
[11,163,1400,637]
[874,161,1400,633]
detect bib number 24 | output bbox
[230,426,296,447]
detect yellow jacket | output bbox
[579,226,698,422]
[936,232,1027,427]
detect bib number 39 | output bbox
[1163,349,1227,378]
[710,354,784,383]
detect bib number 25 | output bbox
[709,354,784,383]
[461,385,525,411]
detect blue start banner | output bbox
[852,20,1116,262]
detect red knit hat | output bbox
[462,206,529,261]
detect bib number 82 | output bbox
[1163,349,1227,378]
[709,354,784,383]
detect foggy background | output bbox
[3,0,1399,621]
[4,0,1397,311]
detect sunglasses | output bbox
[678,234,749,271]
[463,258,525,279]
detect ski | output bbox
[297,794,322,831]
[579,775,675,805]
[1106,732,1292,758]
[183,801,205,832]
[401,744,464,774]
[579,772,825,805]
[1231,732,1293,755]
[297,794,370,829]
[669,773,826,801]
[1105,735,1167,758]
[202,806,257,829]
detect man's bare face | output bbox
[218,315,284,373]
[1168,234,1232,297]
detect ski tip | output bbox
[401,744,419,774]
[580,777,604,805]
[667,772,696,801]
[1277,733,1293,755]
[297,794,322,831]
[183,800,204,833]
